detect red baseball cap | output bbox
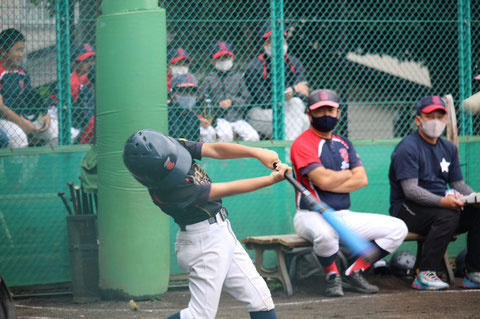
[307,89,340,110]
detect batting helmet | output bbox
[123,130,192,189]
[390,251,416,278]
[455,249,467,277]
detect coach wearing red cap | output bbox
[389,95,480,291]
[290,89,407,297]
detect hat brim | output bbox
[262,30,288,39]
[76,52,96,61]
[475,74,480,80]
[421,105,447,114]
[212,50,234,59]
[175,83,199,89]
[309,101,339,110]
[170,55,190,64]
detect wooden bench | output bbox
[242,232,456,296]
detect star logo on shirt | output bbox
[440,158,450,173]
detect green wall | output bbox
[0,138,479,285]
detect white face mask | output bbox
[419,118,446,138]
[215,59,233,72]
[170,66,189,76]
[263,44,288,57]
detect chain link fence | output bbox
[0,0,478,147]
[1,0,480,286]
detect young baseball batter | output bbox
[123,129,290,319]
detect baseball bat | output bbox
[74,185,82,215]
[68,182,80,215]
[275,164,380,263]
[58,192,73,216]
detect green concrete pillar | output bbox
[96,0,169,298]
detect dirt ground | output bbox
[13,274,480,319]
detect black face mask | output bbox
[310,115,338,132]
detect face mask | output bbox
[170,66,189,76]
[419,118,446,138]
[310,115,338,132]
[264,45,272,57]
[264,44,288,57]
[175,95,197,109]
[215,59,233,72]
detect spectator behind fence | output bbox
[70,43,95,103]
[389,95,480,290]
[77,65,96,144]
[290,89,407,297]
[0,28,52,147]
[167,47,191,92]
[169,73,215,142]
[200,41,259,142]
[244,22,310,140]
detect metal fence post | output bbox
[457,0,473,136]
[55,0,72,145]
[270,0,285,140]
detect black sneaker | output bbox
[342,270,379,294]
[325,273,344,297]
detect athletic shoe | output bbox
[342,270,379,294]
[461,272,480,289]
[412,271,449,290]
[325,273,344,297]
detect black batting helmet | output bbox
[123,129,192,189]
[390,251,416,278]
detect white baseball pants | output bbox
[176,215,274,319]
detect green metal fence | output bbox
[1,0,480,287]
[1,0,478,148]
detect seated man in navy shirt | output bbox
[290,89,407,297]
[389,95,480,290]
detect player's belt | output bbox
[179,207,228,231]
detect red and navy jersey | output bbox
[388,130,463,216]
[149,139,223,226]
[290,129,363,211]
[0,63,31,112]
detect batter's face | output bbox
[1,41,25,69]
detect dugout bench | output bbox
[242,232,456,296]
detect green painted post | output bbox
[55,0,72,145]
[96,0,169,298]
[270,0,285,140]
[457,0,473,136]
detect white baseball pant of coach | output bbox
[175,214,274,319]
[294,209,408,258]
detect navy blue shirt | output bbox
[290,129,363,211]
[244,53,306,109]
[149,139,222,225]
[0,64,32,115]
[389,130,463,216]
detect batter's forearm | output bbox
[209,176,276,201]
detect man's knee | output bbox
[313,233,338,257]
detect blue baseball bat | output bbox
[279,167,379,263]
